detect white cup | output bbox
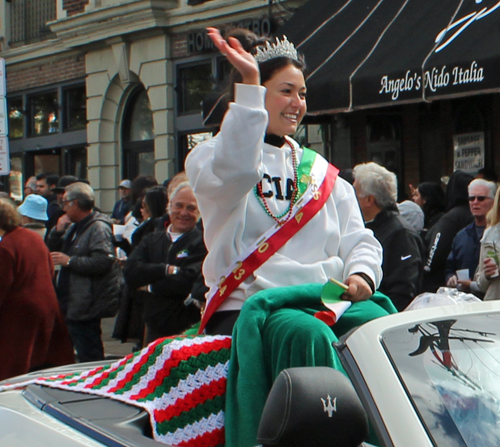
[113,224,126,241]
[456,269,469,281]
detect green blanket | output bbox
[225,283,397,447]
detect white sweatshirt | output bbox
[186,84,382,311]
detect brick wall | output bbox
[62,0,89,16]
[6,54,85,93]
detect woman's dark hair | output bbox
[0,198,21,232]
[131,175,158,204]
[225,28,307,102]
[143,186,168,219]
[130,176,158,220]
[417,182,445,225]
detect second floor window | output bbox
[8,0,56,45]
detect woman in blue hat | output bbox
[17,194,49,239]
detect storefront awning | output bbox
[280,0,500,114]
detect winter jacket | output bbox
[366,208,424,311]
[422,170,474,292]
[476,224,500,301]
[124,227,207,335]
[48,211,121,321]
[444,222,485,282]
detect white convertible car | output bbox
[2,299,500,447]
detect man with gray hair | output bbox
[353,162,423,311]
[49,182,121,362]
[445,178,497,294]
[124,181,207,343]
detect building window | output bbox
[29,91,59,136]
[367,114,401,174]
[129,90,154,141]
[7,97,24,139]
[122,87,155,180]
[65,146,88,180]
[177,63,213,114]
[8,156,23,202]
[34,151,61,175]
[8,0,56,45]
[64,85,86,131]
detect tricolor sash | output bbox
[199,148,339,333]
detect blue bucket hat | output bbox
[18,194,49,221]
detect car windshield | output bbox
[381,314,500,447]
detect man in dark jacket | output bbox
[421,170,474,292]
[353,162,423,311]
[445,178,497,294]
[49,182,121,362]
[124,181,207,343]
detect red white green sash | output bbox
[199,148,339,334]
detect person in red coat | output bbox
[0,198,74,381]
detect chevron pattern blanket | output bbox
[0,334,232,447]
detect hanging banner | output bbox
[453,132,484,173]
[0,136,10,176]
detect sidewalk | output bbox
[101,316,139,359]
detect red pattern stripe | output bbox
[153,377,227,422]
[176,426,225,447]
[115,338,231,399]
[86,339,164,390]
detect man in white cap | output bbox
[111,179,133,224]
[17,194,49,239]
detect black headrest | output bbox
[257,367,368,447]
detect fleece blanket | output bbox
[225,283,397,447]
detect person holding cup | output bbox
[445,179,497,294]
[476,184,500,300]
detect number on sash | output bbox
[295,209,304,223]
[218,276,227,296]
[258,241,269,253]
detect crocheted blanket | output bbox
[0,334,232,447]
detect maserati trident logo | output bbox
[321,394,337,417]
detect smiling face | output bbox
[263,64,307,137]
[168,187,200,234]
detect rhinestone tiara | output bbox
[254,36,299,63]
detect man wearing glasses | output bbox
[48,182,121,363]
[445,178,497,294]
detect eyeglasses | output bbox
[61,199,74,206]
[468,196,490,202]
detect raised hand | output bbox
[206,27,260,85]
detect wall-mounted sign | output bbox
[0,58,5,97]
[0,136,10,176]
[0,97,7,136]
[187,17,272,54]
[453,132,484,173]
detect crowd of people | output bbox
[0,171,207,380]
[2,25,500,447]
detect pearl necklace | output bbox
[254,138,299,225]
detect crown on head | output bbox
[254,36,299,63]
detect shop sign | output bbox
[187,17,272,54]
[0,136,10,176]
[453,132,484,173]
